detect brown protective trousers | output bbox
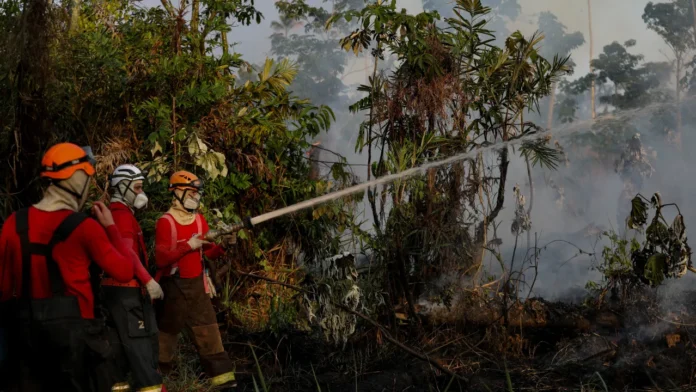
[156,275,234,379]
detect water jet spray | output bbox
[207,98,696,247]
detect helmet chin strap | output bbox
[172,189,200,214]
[55,177,91,209]
[115,180,137,207]
[173,189,197,213]
[54,182,83,200]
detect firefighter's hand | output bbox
[92,202,115,227]
[187,234,209,250]
[145,279,164,300]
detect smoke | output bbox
[497,112,696,302]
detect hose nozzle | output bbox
[204,216,254,241]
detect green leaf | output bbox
[644,253,667,286]
[628,196,649,229]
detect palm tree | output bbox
[271,15,300,37]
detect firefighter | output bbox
[0,142,135,392]
[155,171,236,390]
[103,164,166,392]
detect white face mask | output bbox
[117,180,148,210]
[133,193,149,210]
[183,195,200,211]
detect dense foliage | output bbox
[0,0,357,331]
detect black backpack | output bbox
[14,208,89,321]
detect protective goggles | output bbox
[169,178,204,190]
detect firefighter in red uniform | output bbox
[104,164,166,392]
[155,171,236,390]
[0,143,135,391]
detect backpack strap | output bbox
[46,212,88,296]
[16,208,33,299]
[15,209,88,297]
[195,214,202,237]
[162,214,177,252]
[162,214,179,276]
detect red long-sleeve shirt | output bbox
[110,201,153,285]
[0,207,135,319]
[154,213,225,279]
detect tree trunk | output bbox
[473,148,509,269]
[366,45,380,181]
[221,29,229,56]
[546,82,557,129]
[70,0,81,32]
[190,0,200,54]
[396,253,419,323]
[588,0,596,120]
[676,55,682,144]
[692,0,696,46]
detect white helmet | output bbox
[110,164,146,187]
[110,164,148,210]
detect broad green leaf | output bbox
[644,253,667,286]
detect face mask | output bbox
[118,181,148,210]
[133,193,149,210]
[183,195,200,211]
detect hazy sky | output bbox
[512,0,668,77]
[227,0,670,81]
[139,0,672,81]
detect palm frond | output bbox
[519,138,561,169]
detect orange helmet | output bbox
[168,170,203,192]
[41,143,96,180]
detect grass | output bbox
[310,363,321,392]
[249,342,268,392]
[163,334,672,392]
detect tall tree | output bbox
[643,0,696,141]
[588,0,596,119]
[568,40,672,111]
[537,12,584,129]
[271,0,362,106]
